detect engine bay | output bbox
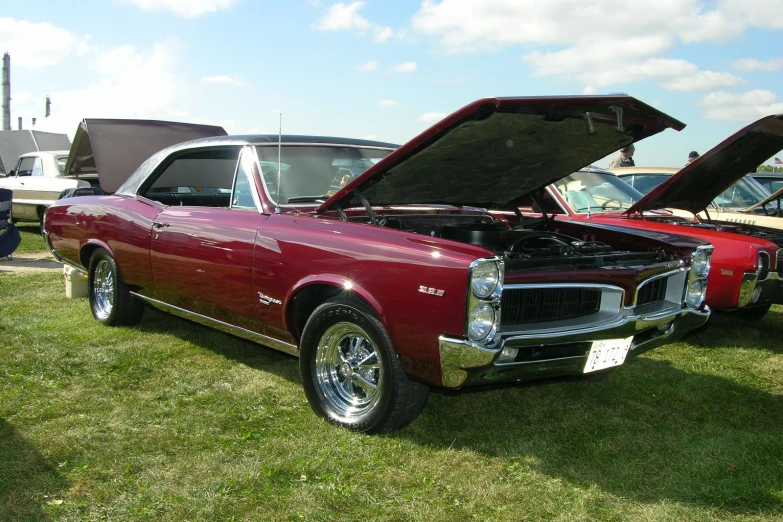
[380,213,665,270]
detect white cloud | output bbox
[377,99,399,107]
[661,71,745,91]
[199,75,251,87]
[11,90,33,105]
[698,90,783,121]
[32,38,188,136]
[418,112,446,124]
[313,1,370,31]
[733,57,783,72]
[409,1,769,92]
[313,2,394,43]
[118,0,242,18]
[356,60,378,72]
[0,18,78,68]
[392,61,417,73]
[373,26,394,43]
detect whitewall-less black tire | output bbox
[299,296,429,433]
[88,248,144,326]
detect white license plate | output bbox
[584,336,634,373]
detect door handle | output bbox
[152,221,170,229]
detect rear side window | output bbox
[142,147,240,207]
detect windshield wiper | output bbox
[286,195,330,203]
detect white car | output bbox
[0,150,91,226]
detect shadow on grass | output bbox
[135,307,301,383]
[401,357,783,515]
[0,419,68,521]
[131,305,783,514]
[688,307,783,353]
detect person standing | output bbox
[686,151,699,165]
[608,144,635,168]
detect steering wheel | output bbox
[600,198,623,210]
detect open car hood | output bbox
[626,114,783,215]
[65,119,227,193]
[317,96,684,212]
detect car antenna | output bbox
[275,112,282,214]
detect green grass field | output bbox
[1,229,782,521]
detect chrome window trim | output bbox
[130,293,298,357]
[230,146,262,212]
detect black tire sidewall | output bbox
[299,301,395,433]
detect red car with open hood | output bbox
[44,96,712,432]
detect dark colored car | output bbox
[44,96,712,433]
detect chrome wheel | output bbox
[315,322,382,419]
[92,259,115,321]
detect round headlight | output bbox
[686,279,706,309]
[468,303,495,341]
[471,262,499,298]
[692,249,710,278]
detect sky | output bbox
[2,0,783,168]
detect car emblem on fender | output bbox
[418,285,445,297]
[258,292,282,306]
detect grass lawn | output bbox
[1,230,782,521]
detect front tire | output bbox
[299,296,429,433]
[88,248,144,326]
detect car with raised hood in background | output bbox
[536,113,783,320]
[44,96,712,433]
[612,168,781,219]
[0,120,228,229]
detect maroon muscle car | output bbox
[44,96,712,433]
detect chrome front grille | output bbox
[500,287,602,325]
[636,277,668,307]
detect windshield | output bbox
[553,171,643,214]
[255,145,392,205]
[714,175,771,210]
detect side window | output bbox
[16,157,36,176]
[141,147,241,207]
[31,157,43,177]
[231,149,258,210]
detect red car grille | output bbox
[501,288,601,325]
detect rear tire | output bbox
[299,296,429,433]
[88,248,144,326]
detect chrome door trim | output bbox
[130,293,299,356]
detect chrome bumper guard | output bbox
[739,271,782,307]
[439,306,709,388]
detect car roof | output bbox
[19,150,70,159]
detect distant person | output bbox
[687,151,699,165]
[608,144,635,168]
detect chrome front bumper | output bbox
[739,271,783,307]
[438,306,709,388]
